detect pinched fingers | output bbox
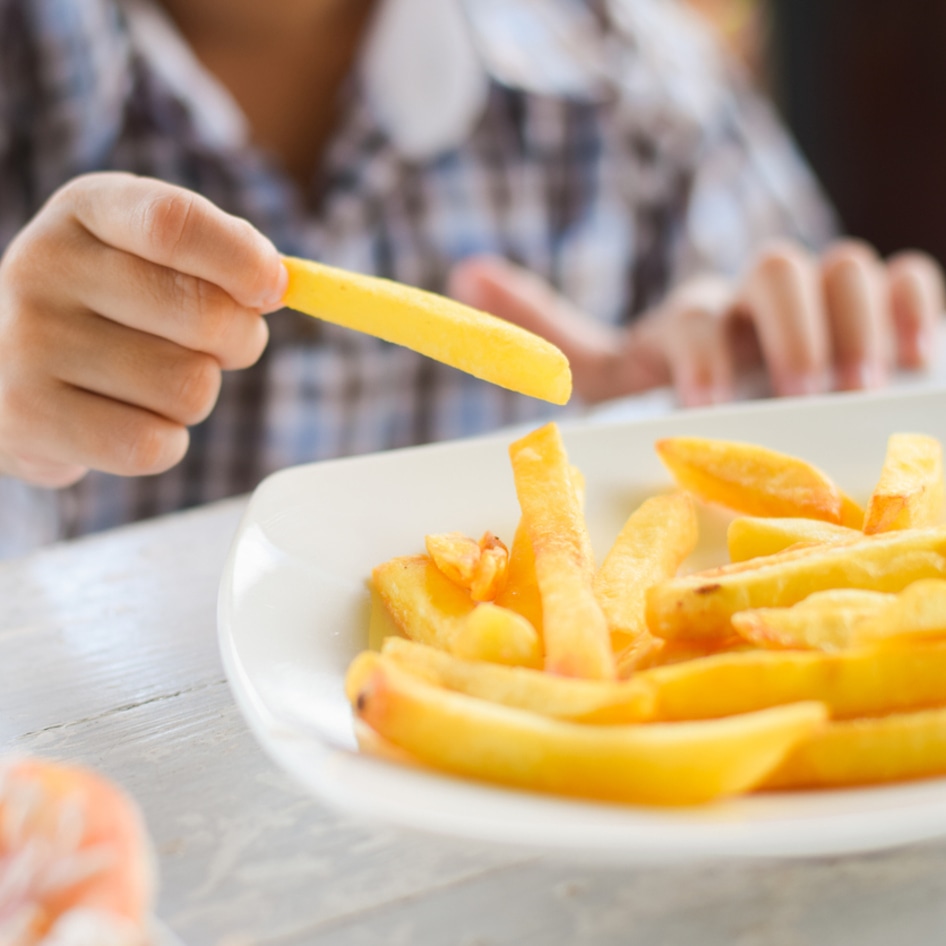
[58,237,270,371]
[56,172,288,311]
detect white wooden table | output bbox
[4,479,946,945]
[5,383,946,944]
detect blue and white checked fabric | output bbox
[0,0,836,553]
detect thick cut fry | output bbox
[655,437,846,523]
[349,652,826,805]
[854,578,946,648]
[281,256,572,404]
[368,585,404,651]
[638,642,946,721]
[372,555,476,651]
[425,531,509,601]
[450,602,542,669]
[727,516,861,564]
[762,706,946,789]
[863,433,945,534]
[373,555,542,666]
[646,527,946,642]
[839,492,866,529]
[379,638,654,723]
[594,493,697,672]
[492,518,543,635]
[732,589,893,651]
[509,423,614,679]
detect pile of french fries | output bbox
[344,423,946,806]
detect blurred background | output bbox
[685,0,946,269]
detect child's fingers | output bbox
[820,240,890,390]
[738,241,832,397]
[2,378,190,479]
[39,309,223,427]
[56,172,288,311]
[887,250,944,369]
[61,235,269,371]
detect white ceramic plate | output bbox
[218,386,946,863]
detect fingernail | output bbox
[259,261,289,311]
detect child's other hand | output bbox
[449,241,944,407]
[0,172,287,486]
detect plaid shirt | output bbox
[0,0,835,554]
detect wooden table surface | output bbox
[4,395,946,944]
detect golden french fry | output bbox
[380,638,654,723]
[594,493,698,672]
[762,706,946,789]
[731,589,893,651]
[368,584,403,651]
[638,642,946,722]
[864,433,945,534]
[450,602,542,669]
[425,531,509,601]
[282,256,571,404]
[839,492,866,530]
[727,516,861,564]
[372,554,476,651]
[349,651,826,805]
[655,437,846,523]
[509,423,614,679]
[492,517,543,636]
[646,527,946,642]
[854,578,946,648]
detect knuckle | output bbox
[165,272,236,354]
[138,190,198,260]
[753,243,810,284]
[121,418,187,475]
[173,354,221,424]
[821,240,879,283]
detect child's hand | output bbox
[0,172,287,487]
[450,241,944,407]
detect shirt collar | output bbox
[122,0,616,162]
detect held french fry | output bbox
[509,423,615,679]
[646,527,946,642]
[863,433,945,534]
[762,706,946,789]
[380,638,654,723]
[638,642,946,722]
[281,256,572,404]
[348,652,827,805]
[727,516,861,564]
[594,492,697,673]
[655,437,847,523]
